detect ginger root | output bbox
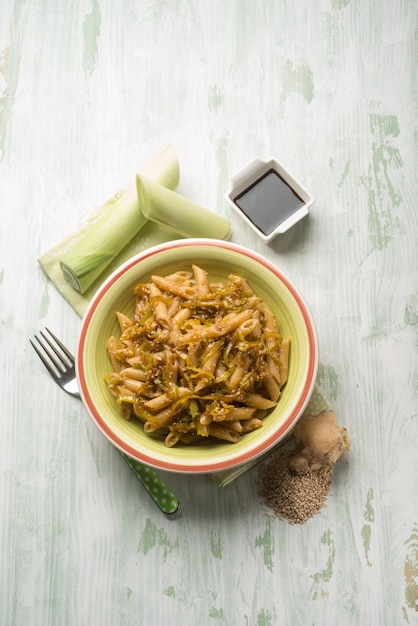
[289,410,351,474]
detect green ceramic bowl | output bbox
[76,239,318,473]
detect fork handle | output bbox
[119,452,179,515]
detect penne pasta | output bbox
[119,367,147,382]
[148,283,172,329]
[115,386,137,402]
[262,306,278,334]
[194,340,222,391]
[239,392,277,410]
[240,417,263,432]
[266,354,282,387]
[151,274,196,299]
[192,264,210,295]
[118,378,148,394]
[164,432,180,447]
[263,375,281,402]
[212,407,257,422]
[142,386,192,411]
[104,265,291,447]
[118,403,132,421]
[106,336,122,373]
[144,421,164,433]
[116,312,132,331]
[176,310,252,345]
[165,352,180,385]
[207,423,241,443]
[167,295,182,317]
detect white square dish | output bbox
[225,157,313,243]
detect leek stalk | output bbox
[60,143,180,294]
[136,175,231,241]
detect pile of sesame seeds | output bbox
[258,444,333,525]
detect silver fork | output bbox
[30,328,179,515]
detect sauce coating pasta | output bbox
[105,265,291,447]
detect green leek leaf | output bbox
[59,143,180,294]
[136,175,231,241]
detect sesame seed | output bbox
[258,445,333,525]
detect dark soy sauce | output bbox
[234,169,305,235]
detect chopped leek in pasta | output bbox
[105,265,290,447]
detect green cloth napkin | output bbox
[39,213,329,487]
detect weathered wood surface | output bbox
[1,1,417,624]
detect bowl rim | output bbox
[76,238,318,473]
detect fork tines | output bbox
[30,328,75,379]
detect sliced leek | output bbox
[136,175,231,240]
[60,143,180,294]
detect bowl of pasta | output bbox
[76,239,318,474]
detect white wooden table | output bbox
[1,1,417,624]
